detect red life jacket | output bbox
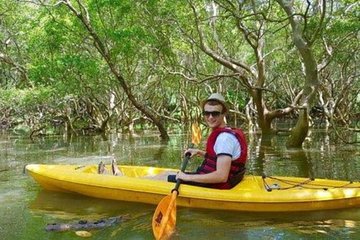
[197,127,248,189]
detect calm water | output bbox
[0,130,360,240]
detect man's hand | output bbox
[184,148,206,158]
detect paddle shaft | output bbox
[172,154,190,193]
[172,144,193,193]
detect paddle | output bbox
[152,123,201,240]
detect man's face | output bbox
[203,103,225,129]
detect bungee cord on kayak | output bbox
[262,175,360,191]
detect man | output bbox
[169,93,248,189]
[100,93,247,189]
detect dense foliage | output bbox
[0,0,359,146]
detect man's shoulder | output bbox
[217,132,239,143]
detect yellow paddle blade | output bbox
[152,192,177,240]
[191,122,202,145]
[152,122,199,239]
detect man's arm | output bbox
[177,155,232,183]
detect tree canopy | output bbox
[0,0,359,147]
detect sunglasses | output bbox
[203,111,222,117]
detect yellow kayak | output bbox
[26,164,360,212]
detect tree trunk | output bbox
[286,110,310,148]
[276,0,321,148]
[251,89,273,134]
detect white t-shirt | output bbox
[213,132,241,160]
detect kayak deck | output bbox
[26,164,360,212]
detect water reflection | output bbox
[247,130,360,182]
[177,207,360,240]
[29,190,155,239]
[30,190,152,218]
[249,133,314,178]
[29,190,360,240]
